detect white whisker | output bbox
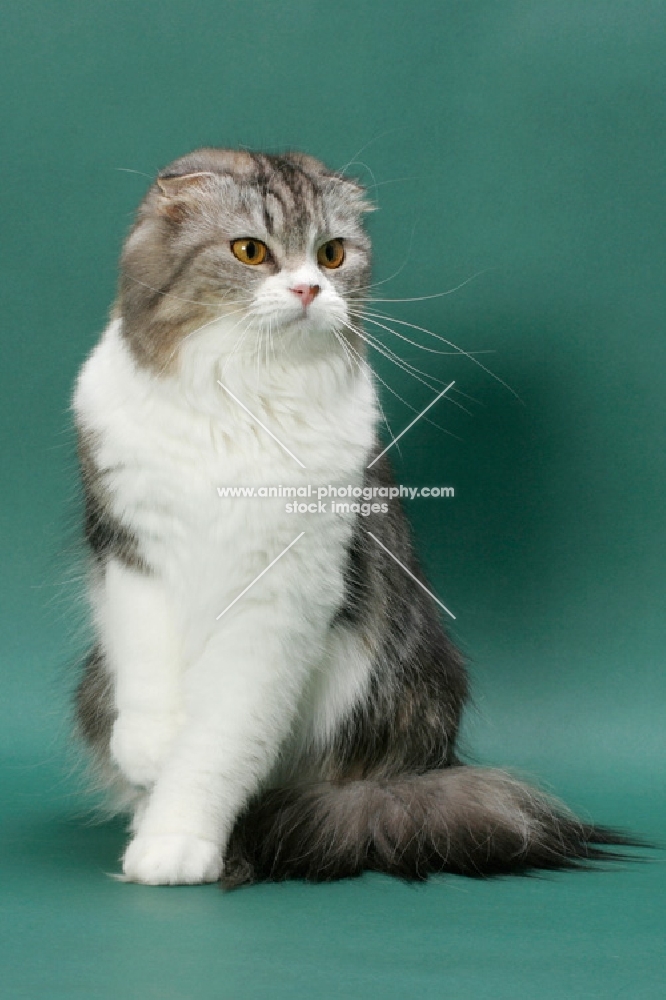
[345,319,440,391]
[364,176,416,192]
[345,319,472,417]
[114,167,155,180]
[349,308,456,356]
[156,307,249,377]
[339,320,460,440]
[335,128,404,177]
[363,268,496,303]
[360,309,521,401]
[450,386,484,406]
[334,327,400,453]
[363,220,417,291]
[122,271,254,310]
[221,314,255,377]
[349,308,494,356]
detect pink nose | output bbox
[290,284,321,309]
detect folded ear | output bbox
[156,171,217,197]
[155,171,217,220]
[326,173,377,213]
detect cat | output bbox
[73,147,630,886]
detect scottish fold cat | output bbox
[73,148,628,885]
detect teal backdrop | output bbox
[1,2,664,997]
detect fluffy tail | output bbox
[223,767,635,888]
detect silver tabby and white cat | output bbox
[73,148,627,885]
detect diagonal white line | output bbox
[216,532,305,620]
[217,379,306,469]
[365,530,456,620]
[367,380,455,469]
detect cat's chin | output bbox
[262,316,344,355]
[260,310,322,331]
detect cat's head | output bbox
[118,148,374,373]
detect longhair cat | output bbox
[73,147,630,886]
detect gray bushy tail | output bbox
[223,766,634,887]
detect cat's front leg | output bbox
[121,605,316,885]
[98,559,184,789]
[110,709,184,789]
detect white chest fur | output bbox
[74,319,378,644]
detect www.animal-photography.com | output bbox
[1,3,664,998]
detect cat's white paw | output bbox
[122,833,223,885]
[110,711,182,787]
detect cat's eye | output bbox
[317,239,345,270]
[231,238,268,266]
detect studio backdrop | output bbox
[1,3,664,999]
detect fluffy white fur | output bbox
[73,265,379,884]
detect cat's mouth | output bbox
[249,298,345,343]
[289,311,314,326]
[271,307,324,333]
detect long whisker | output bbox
[339,320,460,440]
[335,128,404,177]
[114,167,155,180]
[155,307,248,377]
[268,315,276,371]
[346,320,440,393]
[344,319,472,417]
[350,311,486,412]
[349,316,459,391]
[449,386,484,406]
[350,307,495,356]
[349,308,457,356]
[364,176,416,193]
[264,319,269,372]
[363,219,417,291]
[333,328,400,453]
[362,268,496,303]
[360,309,521,401]
[333,327,355,372]
[221,314,256,377]
[254,319,265,388]
[342,160,378,192]
[122,271,254,310]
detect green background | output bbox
[1,1,664,997]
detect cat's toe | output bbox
[121,834,223,885]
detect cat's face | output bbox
[118,149,373,372]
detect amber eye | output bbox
[317,239,345,269]
[231,238,268,265]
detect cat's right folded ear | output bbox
[155,172,217,220]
